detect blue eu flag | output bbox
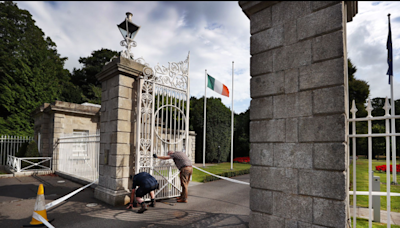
[387,15,393,84]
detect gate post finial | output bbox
[383,96,391,117]
[350,100,358,119]
[366,98,374,118]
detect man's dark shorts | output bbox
[135,183,159,197]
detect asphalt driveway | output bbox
[0,174,250,228]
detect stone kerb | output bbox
[240,1,357,227]
[94,56,144,206]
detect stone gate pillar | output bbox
[239,1,357,227]
[94,57,145,206]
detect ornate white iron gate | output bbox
[135,53,190,200]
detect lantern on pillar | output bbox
[118,12,141,60]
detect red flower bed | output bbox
[375,164,400,173]
[233,157,250,163]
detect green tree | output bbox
[347,59,371,157]
[70,48,119,104]
[370,97,400,159]
[233,107,249,158]
[0,1,69,135]
[371,123,386,159]
[190,96,232,162]
[189,96,205,162]
[348,58,370,117]
[58,80,84,104]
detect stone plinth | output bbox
[94,56,145,206]
[240,1,358,227]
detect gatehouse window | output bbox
[72,130,89,157]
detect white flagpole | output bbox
[391,75,397,183]
[203,70,207,168]
[231,61,234,170]
[388,14,397,184]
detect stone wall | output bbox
[94,56,145,206]
[239,1,357,227]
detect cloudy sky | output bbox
[14,1,400,114]
[347,1,400,105]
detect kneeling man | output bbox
[126,172,159,213]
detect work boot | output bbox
[176,198,187,203]
[149,199,156,207]
[137,202,147,213]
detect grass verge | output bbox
[350,158,400,212]
[192,162,251,182]
[352,217,400,228]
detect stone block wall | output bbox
[94,56,145,206]
[98,74,135,193]
[239,1,358,227]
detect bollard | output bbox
[372,175,380,222]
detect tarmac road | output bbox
[0,174,250,228]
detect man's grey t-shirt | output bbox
[169,151,192,170]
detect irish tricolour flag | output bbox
[207,74,229,97]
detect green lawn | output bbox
[351,217,400,228]
[192,162,251,182]
[350,158,400,213]
[190,159,400,226]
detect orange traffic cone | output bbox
[29,184,49,225]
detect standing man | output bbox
[126,172,159,213]
[153,151,192,203]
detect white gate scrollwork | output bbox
[135,52,190,199]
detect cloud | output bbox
[393,16,400,23]
[15,1,400,113]
[347,1,400,101]
[15,1,251,113]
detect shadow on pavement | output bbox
[0,175,250,228]
[2,200,249,228]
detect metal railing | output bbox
[348,98,400,228]
[0,135,33,165]
[57,134,100,183]
[7,155,51,172]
